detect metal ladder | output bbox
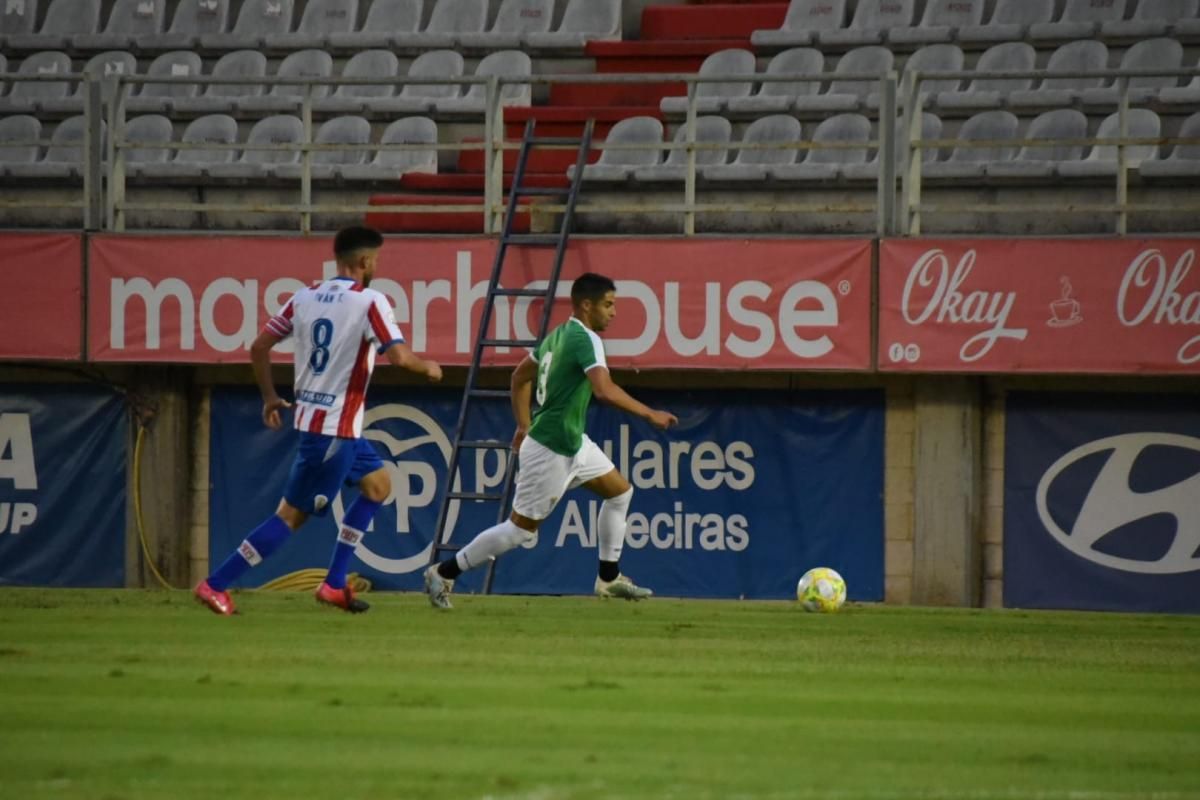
[428,118,595,594]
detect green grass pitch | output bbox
[0,589,1198,800]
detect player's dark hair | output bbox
[333,226,383,260]
[571,272,616,307]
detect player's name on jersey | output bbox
[297,390,336,406]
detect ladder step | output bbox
[457,439,510,450]
[504,234,560,246]
[512,186,572,197]
[480,338,538,348]
[490,287,549,298]
[527,136,584,146]
[446,491,504,501]
[468,388,511,399]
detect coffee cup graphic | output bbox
[1047,277,1083,328]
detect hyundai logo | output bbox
[1035,433,1200,575]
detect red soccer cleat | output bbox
[315,581,370,614]
[194,580,237,616]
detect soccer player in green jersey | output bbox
[424,272,678,609]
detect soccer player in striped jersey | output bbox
[195,226,441,615]
[424,272,677,609]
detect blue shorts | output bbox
[282,433,385,516]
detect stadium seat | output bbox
[1082,38,1183,106]
[1030,0,1129,41]
[772,112,871,181]
[4,0,99,51]
[208,114,303,178]
[525,0,621,48]
[0,55,7,96]
[0,0,39,49]
[923,110,1018,178]
[794,46,893,112]
[316,49,399,114]
[958,0,1055,43]
[890,0,985,45]
[73,0,166,51]
[1102,0,1198,37]
[200,0,293,50]
[274,114,371,179]
[265,0,357,50]
[728,48,823,114]
[135,112,237,178]
[0,115,42,171]
[0,51,73,115]
[1058,109,1161,176]
[400,0,486,48]
[936,41,1036,110]
[986,108,1089,178]
[1140,111,1200,177]
[434,50,531,113]
[40,51,137,115]
[120,113,175,165]
[842,110,941,179]
[818,0,913,47]
[173,50,267,114]
[750,0,848,48]
[660,49,756,115]
[568,116,663,181]
[633,115,732,181]
[879,43,963,108]
[7,114,103,179]
[458,0,553,49]
[328,0,422,49]
[374,49,463,114]
[702,114,802,181]
[341,116,438,181]
[126,51,203,114]
[240,49,334,113]
[147,0,230,50]
[1008,41,1109,108]
[1161,56,1200,104]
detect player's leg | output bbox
[195,497,307,615]
[577,437,650,601]
[315,439,387,613]
[424,436,566,609]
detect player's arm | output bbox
[587,366,678,430]
[383,341,442,382]
[510,354,538,451]
[250,329,291,430]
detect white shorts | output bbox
[511,434,616,520]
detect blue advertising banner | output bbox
[0,385,126,587]
[210,387,883,600]
[1005,392,1200,613]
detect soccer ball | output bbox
[796,567,846,613]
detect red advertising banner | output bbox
[879,239,1200,374]
[88,235,873,370]
[0,233,82,361]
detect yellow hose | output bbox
[134,424,372,595]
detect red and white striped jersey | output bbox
[264,276,405,439]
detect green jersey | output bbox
[527,317,607,456]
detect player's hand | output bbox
[648,409,678,430]
[511,426,528,452]
[262,397,292,430]
[425,361,443,383]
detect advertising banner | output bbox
[89,235,873,370]
[1004,392,1200,613]
[0,385,126,586]
[0,233,82,361]
[209,387,884,600]
[879,239,1200,373]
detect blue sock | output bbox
[325,497,382,589]
[207,515,292,591]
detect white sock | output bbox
[455,520,535,571]
[597,488,633,563]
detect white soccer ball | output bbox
[796,567,846,613]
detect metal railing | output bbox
[1,65,1198,235]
